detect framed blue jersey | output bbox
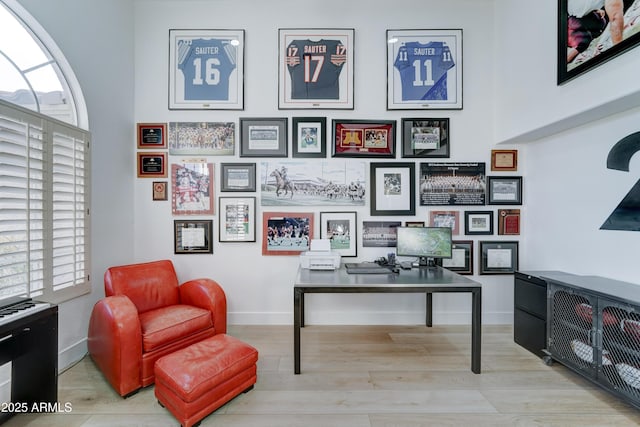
[279,29,354,110]
[169,29,244,110]
[387,29,462,110]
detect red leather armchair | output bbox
[87,260,226,397]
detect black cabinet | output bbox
[514,271,548,358]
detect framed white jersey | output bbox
[279,28,354,110]
[387,29,462,110]
[169,29,244,110]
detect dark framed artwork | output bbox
[137,123,167,149]
[362,221,401,247]
[219,197,256,242]
[278,28,354,109]
[137,152,167,178]
[292,117,326,158]
[332,119,396,158]
[262,212,314,255]
[559,1,640,84]
[479,241,519,275]
[401,118,450,158]
[464,210,494,235]
[168,29,244,110]
[370,162,415,216]
[152,181,168,201]
[174,220,213,254]
[386,29,463,110]
[220,163,256,192]
[487,176,523,205]
[320,211,357,257]
[442,240,473,275]
[239,118,288,157]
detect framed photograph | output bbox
[464,210,494,235]
[401,118,450,158]
[262,212,314,255]
[491,149,518,171]
[370,162,415,216]
[171,161,214,215]
[405,221,425,227]
[419,162,486,206]
[152,181,167,201]
[387,29,463,110]
[362,221,401,247]
[168,29,244,110]
[137,152,167,178]
[168,122,235,156]
[559,1,640,84]
[278,28,354,110]
[498,209,521,235]
[220,163,256,192]
[333,120,396,158]
[442,240,473,275]
[174,220,213,254]
[429,210,460,235]
[487,176,523,205]
[320,211,357,257]
[260,160,366,206]
[219,197,256,242]
[479,241,519,275]
[240,118,288,157]
[137,123,166,149]
[292,117,326,158]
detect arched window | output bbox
[0,0,87,129]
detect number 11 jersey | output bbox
[393,41,455,101]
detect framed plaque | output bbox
[152,181,168,201]
[137,123,167,149]
[137,152,167,178]
[498,209,521,235]
[491,149,518,171]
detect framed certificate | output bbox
[174,220,213,254]
[479,241,518,274]
[442,240,473,275]
[220,163,256,192]
[169,29,244,110]
[278,28,354,110]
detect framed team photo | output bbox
[387,29,463,110]
[278,28,354,110]
[168,122,235,155]
[169,29,244,110]
[559,0,640,84]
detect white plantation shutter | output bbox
[0,99,90,302]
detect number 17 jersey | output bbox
[285,39,346,100]
[394,41,455,101]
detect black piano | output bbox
[0,296,58,423]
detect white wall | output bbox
[132,0,514,326]
[493,0,640,284]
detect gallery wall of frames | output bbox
[136,27,522,276]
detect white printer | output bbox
[299,239,341,270]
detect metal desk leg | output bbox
[294,288,302,374]
[426,293,433,327]
[300,291,305,328]
[471,288,482,374]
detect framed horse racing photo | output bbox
[387,29,463,110]
[169,29,244,110]
[278,28,354,110]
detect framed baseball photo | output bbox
[387,29,463,110]
[169,29,244,110]
[278,28,354,110]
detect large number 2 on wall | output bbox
[601,131,640,231]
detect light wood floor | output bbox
[5,324,640,426]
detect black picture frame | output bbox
[239,118,288,157]
[464,210,494,235]
[292,117,327,158]
[442,240,473,275]
[401,118,450,158]
[558,1,640,84]
[479,240,518,275]
[487,176,523,205]
[370,162,415,216]
[220,163,256,192]
[174,220,213,254]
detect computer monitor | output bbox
[396,226,452,267]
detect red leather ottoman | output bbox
[154,334,258,427]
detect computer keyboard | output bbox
[399,261,413,269]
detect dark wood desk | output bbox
[293,266,482,374]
